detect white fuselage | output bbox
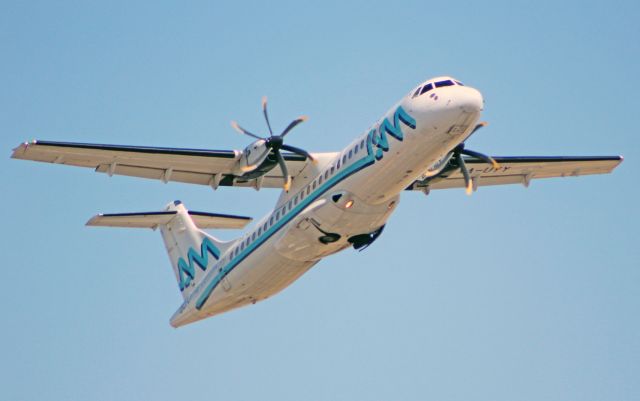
[171,77,483,326]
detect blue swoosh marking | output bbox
[194,106,412,310]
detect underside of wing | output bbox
[11,140,320,189]
[406,156,623,192]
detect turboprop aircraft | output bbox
[11,76,623,327]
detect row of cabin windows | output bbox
[228,137,368,260]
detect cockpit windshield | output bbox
[411,79,464,98]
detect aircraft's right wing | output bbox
[406,156,623,192]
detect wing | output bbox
[406,156,623,192]
[11,140,318,189]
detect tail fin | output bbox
[87,200,251,300]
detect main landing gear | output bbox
[309,219,342,244]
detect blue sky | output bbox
[1,1,638,400]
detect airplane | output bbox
[11,76,623,327]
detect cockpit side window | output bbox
[420,83,434,95]
[412,87,421,98]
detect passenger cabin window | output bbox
[355,144,359,153]
[342,155,347,164]
[348,149,353,158]
[360,139,365,149]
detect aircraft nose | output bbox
[459,87,484,113]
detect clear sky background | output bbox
[1,1,638,400]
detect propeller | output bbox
[231,97,314,191]
[452,122,500,195]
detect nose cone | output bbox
[459,87,484,113]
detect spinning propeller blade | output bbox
[280,116,307,138]
[460,148,500,169]
[262,96,274,137]
[230,121,262,140]
[281,144,315,162]
[276,152,291,192]
[455,152,473,195]
[451,136,498,195]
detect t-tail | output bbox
[86,201,252,302]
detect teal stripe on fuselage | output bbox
[194,132,376,310]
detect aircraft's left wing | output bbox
[406,156,623,193]
[11,140,317,189]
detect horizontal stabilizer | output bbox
[87,208,252,229]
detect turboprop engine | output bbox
[230,97,315,191]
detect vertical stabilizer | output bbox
[159,201,232,300]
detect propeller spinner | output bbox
[231,97,314,192]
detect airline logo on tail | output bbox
[177,237,220,291]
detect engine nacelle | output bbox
[421,152,454,179]
[232,139,277,178]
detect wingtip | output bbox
[11,140,35,158]
[85,214,103,227]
